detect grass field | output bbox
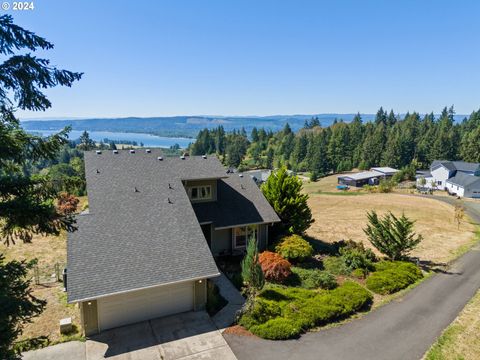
[305,175,477,265]
[424,289,480,360]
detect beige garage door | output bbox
[97,281,194,331]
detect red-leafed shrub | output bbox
[259,251,292,282]
[57,192,80,215]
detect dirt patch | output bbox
[306,193,476,265]
[223,325,256,337]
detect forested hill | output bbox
[20,113,466,138]
[189,107,480,175]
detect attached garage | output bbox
[97,281,194,331]
[80,279,207,335]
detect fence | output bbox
[32,262,65,285]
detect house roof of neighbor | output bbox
[446,172,480,188]
[431,160,480,173]
[338,171,380,181]
[68,149,230,302]
[371,167,399,175]
[192,174,280,229]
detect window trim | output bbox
[232,225,258,250]
[188,185,212,201]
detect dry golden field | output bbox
[305,175,477,265]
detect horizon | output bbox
[9,0,480,119]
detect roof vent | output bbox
[167,197,173,204]
[241,184,245,190]
[134,187,139,192]
[145,149,151,153]
[96,169,100,174]
[96,150,102,155]
[157,156,163,161]
[239,173,244,178]
[180,155,186,160]
[112,150,119,154]
[202,155,207,159]
[168,183,173,189]
[130,149,135,154]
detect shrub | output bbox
[290,267,337,289]
[364,211,423,260]
[322,256,351,275]
[238,298,282,328]
[276,235,314,262]
[378,179,396,193]
[340,247,374,272]
[249,317,301,340]
[258,251,292,282]
[366,261,423,294]
[351,268,367,279]
[241,282,372,340]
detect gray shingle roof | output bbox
[67,150,228,302]
[192,174,280,229]
[431,160,480,173]
[446,172,480,188]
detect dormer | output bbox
[184,179,218,203]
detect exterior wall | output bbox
[465,187,480,198]
[431,166,452,189]
[80,300,99,336]
[417,176,435,188]
[210,228,232,255]
[184,179,217,203]
[445,181,464,196]
[210,224,270,256]
[193,279,207,311]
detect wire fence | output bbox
[32,262,65,285]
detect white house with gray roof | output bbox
[67,149,280,335]
[416,160,480,198]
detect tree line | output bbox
[190,106,480,177]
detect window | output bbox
[437,181,442,185]
[233,225,258,249]
[188,185,212,200]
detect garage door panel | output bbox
[98,281,194,331]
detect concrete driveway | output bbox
[23,311,236,360]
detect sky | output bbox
[9,0,480,119]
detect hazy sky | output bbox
[10,0,480,119]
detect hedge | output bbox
[242,281,372,339]
[366,261,423,295]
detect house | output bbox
[243,169,272,185]
[67,149,280,335]
[337,167,399,187]
[416,160,480,198]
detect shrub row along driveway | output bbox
[224,199,480,360]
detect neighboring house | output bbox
[416,160,480,198]
[244,169,272,185]
[337,167,399,187]
[67,149,280,335]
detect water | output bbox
[34,130,194,149]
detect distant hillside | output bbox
[21,114,467,138]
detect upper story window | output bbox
[188,185,212,201]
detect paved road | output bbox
[224,199,480,360]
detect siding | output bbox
[211,228,232,255]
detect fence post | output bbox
[34,265,39,285]
[55,263,60,282]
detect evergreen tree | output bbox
[78,130,95,151]
[0,15,81,358]
[240,235,264,310]
[261,167,313,235]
